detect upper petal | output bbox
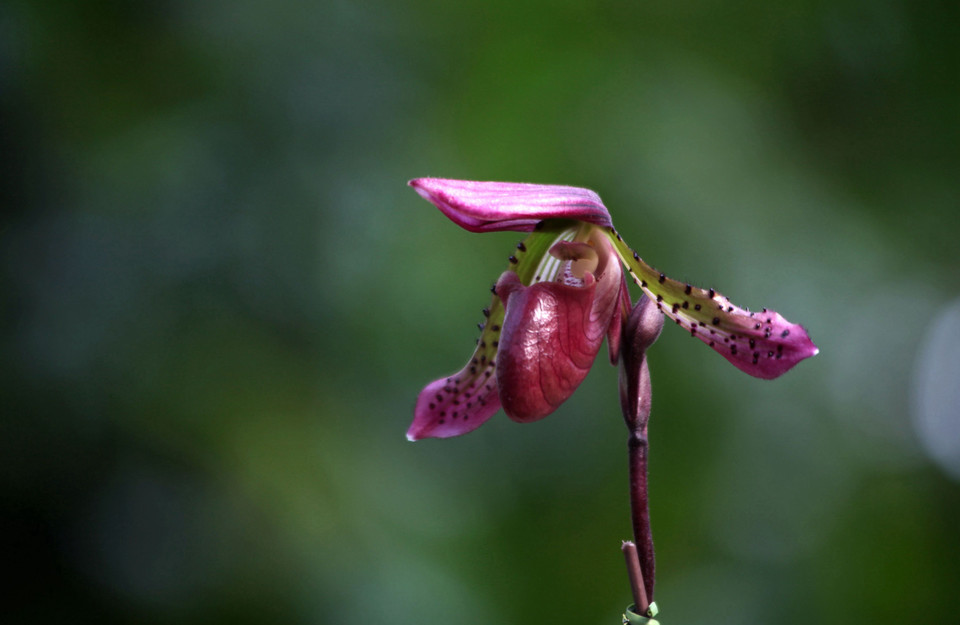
[409,178,614,233]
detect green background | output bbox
[3,1,960,624]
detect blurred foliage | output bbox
[2,1,959,624]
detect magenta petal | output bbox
[700,308,819,379]
[409,364,501,440]
[495,273,601,422]
[494,236,623,422]
[409,178,614,233]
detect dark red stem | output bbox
[628,414,655,602]
[618,295,663,605]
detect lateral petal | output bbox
[604,229,818,379]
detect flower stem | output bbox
[618,295,663,605]
[628,413,655,603]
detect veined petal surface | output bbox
[495,234,624,421]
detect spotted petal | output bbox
[604,230,818,379]
[408,224,578,440]
[409,178,613,233]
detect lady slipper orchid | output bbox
[408,178,818,441]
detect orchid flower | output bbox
[408,178,818,441]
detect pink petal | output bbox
[408,364,501,441]
[607,232,819,379]
[494,236,623,422]
[409,178,613,233]
[695,305,819,379]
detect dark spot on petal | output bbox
[517,242,526,252]
[491,284,497,294]
[440,411,446,417]
[438,419,445,424]
[727,306,734,312]
[492,340,499,347]
[492,325,500,332]
[712,317,720,325]
[768,351,774,358]
[477,323,485,331]
[675,317,682,325]
[685,284,692,295]
[690,327,698,336]
[508,255,518,264]
[730,345,738,354]
[781,329,790,338]
[682,301,689,309]
[429,403,436,410]
[482,308,490,317]
[633,251,640,260]
[709,341,715,346]
[749,338,756,349]
[658,273,666,284]
[641,280,648,287]
[435,394,443,402]
[656,295,663,302]
[470,366,477,374]
[708,288,716,299]
[672,303,679,313]
[694,304,701,311]
[752,352,759,364]
[754,323,762,330]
